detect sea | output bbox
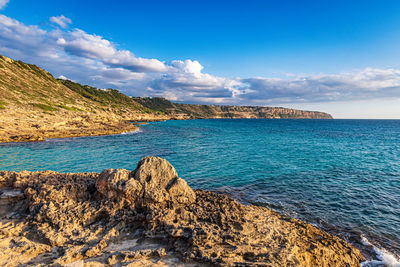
[1,119,399,266]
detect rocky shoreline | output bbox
[0,157,364,266]
[0,55,332,144]
[0,121,140,143]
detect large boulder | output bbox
[133,157,196,205]
[95,157,196,206]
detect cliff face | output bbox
[178,104,332,119]
[0,55,332,142]
[132,97,333,119]
[0,157,363,266]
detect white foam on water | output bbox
[120,128,141,135]
[360,235,400,267]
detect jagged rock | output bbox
[96,169,140,202]
[0,157,364,266]
[96,157,196,207]
[132,157,196,205]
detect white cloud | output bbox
[106,50,167,72]
[240,68,400,103]
[0,13,399,118]
[0,0,9,9]
[94,67,146,82]
[58,29,116,59]
[171,59,203,75]
[0,14,167,87]
[147,59,247,103]
[50,15,72,29]
[0,15,54,58]
[57,29,167,72]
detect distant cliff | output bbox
[132,97,333,119]
[0,55,332,142]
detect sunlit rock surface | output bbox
[0,157,363,266]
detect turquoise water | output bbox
[1,119,400,257]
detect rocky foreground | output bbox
[0,157,363,266]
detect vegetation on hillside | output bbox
[130,97,174,113]
[59,79,152,113]
[0,54,333,120]
[0,100,7,110]
[30,103,58,111]
[59,79,334,119]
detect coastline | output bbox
[0,117,334,144]
[0,157,364,266]
[0,120,141,143]
[0,54,332,144]
[1,119,398,266]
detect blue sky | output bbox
[1,0,400,118]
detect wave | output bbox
[120,128,141,135]
[360,235,400,267]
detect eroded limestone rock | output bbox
[96,168,140,202]
[96,157,196,207]
[133,157,196,205]
[0,157,364,266]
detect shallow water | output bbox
[1,119,399,260]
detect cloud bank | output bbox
[0,14,400,109]
[0,0,9,9]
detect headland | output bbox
[0,55,332,143]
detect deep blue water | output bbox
[1,119,400,257]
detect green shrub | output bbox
[30,103,58,111]
[59,79,153,112]
[57,104,81,112]
[0,100,7,110]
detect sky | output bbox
[0,0,400,118]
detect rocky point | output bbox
[0,157,364,266]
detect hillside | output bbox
[0,55,332,142]
[0,55,172,142]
